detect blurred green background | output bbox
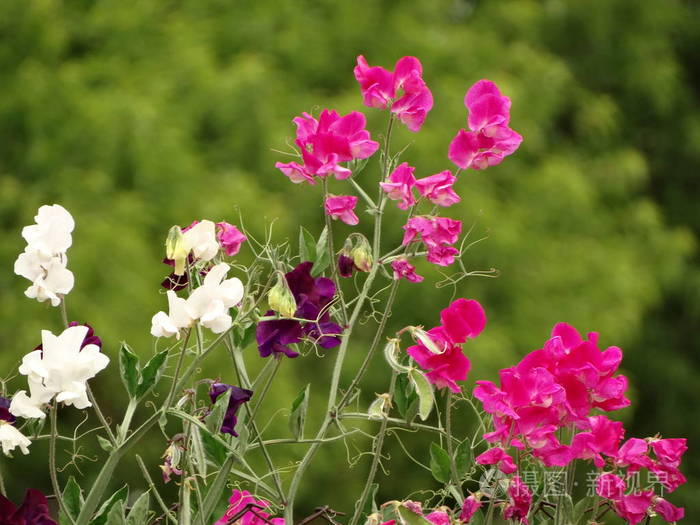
[1,0,698,521]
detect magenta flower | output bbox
[214,490,284,525]
[380,162,417,210]
[407,298,485,392]
[354,55,434,131]
[414,170,460,207]
[208,382,253,437]
[613,491,655,525]
[503,476,532,524]
[448,80,522,170]
[0,489,57,525]
[570,415,624,468]
[216,222,247,256]
[325,195,359,226]
[424,511,451,525]
[402,216,462,267]
[391,258,423,283]
[459,494,482,523]
[596,472,626,500]
[475,446,517,474]
[276,109,379,184]
[654,498,685,522]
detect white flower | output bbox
[182,220,219,262]
[151,291,195,339]
[151,263,244,338]
[10,325,110,416]
[23,257,74,307]
[21,204,74,256]
[0,421,31,456]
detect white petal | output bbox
[9,390,47,419]
[0,422,32,455]
[151,311,179,338]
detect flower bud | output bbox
[383,338,410,373]
[267,271,297,318]
[409,326,445,354]
[350,234,373,272]
[165,225,189,276]
[368,393,392,420]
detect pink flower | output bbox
[425,510,451,525]
[276,109,379,184]
[654,498,685,522]
[402,216,462,267]
[214,490,284,525]
[613,491,654,525]
[414,171,460,207]
[448,80,522,170]
[650,438,687,468]
[615,438,653,472]
[459,495,482,523]
[476,447,517,474]
[325,195,359,226]
[354,55,434,131]
[380,162,417,210]
[571,415,625,468]
[406,298,485,392]
[503,476,532,524]
[216,222,247,256]
[596,472,626,500]
[391,258,423,283]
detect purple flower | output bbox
[0,489,57,525]
[256,262,344,358]
[0,397,16,425]
[337,254,354,278]
[209,383,253,437]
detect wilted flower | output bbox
[459,494,482,523]
[354,56,434,131]
[209,383,253,437]
[0,488,57,525]
[216,222,247,256]
[160,434,185,483]
[10,325,109,418]
[214,489,284,525]
[325,195,360,226]
[14,204,75,307]
[448,79,522,170]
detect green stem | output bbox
[117,399,137,444]
[445,390,465,501]
[338,413,456,439]
[322,177,348,325]
[136,454,177,524]
[49,402,74,524]
[247,356,282,424]
[88,384,117,445]
[349,371,398,525]
[348,177,377,209]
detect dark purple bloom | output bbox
[338,254,354,278]
[0,397,15,425]
[161,255,195,291]
[34,322,101,352]
[0,489,57,525]
[255,262,344,358]
[209,383,253,437]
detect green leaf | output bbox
[312,226,330,276]
[469,510,485,525]
[299,227,316,262]
[201,430,227,466]
[560,494,574,523]
[126,491,150,525]
[205,387,232,435]
[235,322,257,350]
[236,420,250,453]
[455,439,472,478]
[429,442,451,484]
[289,384,310,440]
[118,343,139,399]
[396,503,432,525]
[408,368,434,421]
[96,435,114,452]
[135,349,168,398]
[60,476,83,524]
[91,485,128,525]
[105,501,126,525]
[404,397,420,424]
[359,483,378,520]
[572,496,589,525]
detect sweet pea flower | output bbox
[214,490,284,525]
[448,80,522,170]
[459,494,482,523]
[613,491,655,525]
[503,476,532,524]
[0,409,31,456]
[615,438,653,472]
[391,258,423,283]
[14,204,75,307]
[209,383,253,437]
[0,489,57,525]
[380,162,417,210]
[276,109,379,184]
[650,438,687,468]
[216,222,247,256]
[414,171,460,207]
[424,509,451,525]
[402,216,462,267]
[596,472,626,500]
[182,219,219,262]
[571,415,625,467]
[10,325,109,419]
[354,56,434,131]
[325,195,359,225]
[476,446,517,474]
[654,498,685,522]
[151,290,195,339]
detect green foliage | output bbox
[0,0,698,519]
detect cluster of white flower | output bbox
[13,204,75,307]
[151,262,244,338]
[10,325,110,420]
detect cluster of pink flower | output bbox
[214,489,284,525]
[406,298,486,393]
[275,56,523,282]
[470,323,686,524]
